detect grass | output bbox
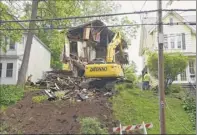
[80,117,108,134]
[0,85,24,107]
[24,85,41,92]
[111,85,195,134]
[32,95,48,103]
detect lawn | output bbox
[111,87,195,134]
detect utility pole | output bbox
[157,0,166,134]
[17,0,39,85]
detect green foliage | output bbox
[166,84,184,95]
[115,84,126,91]
[80,117,108,134]
[112,88,195,134]
[32,95,48,103]
[147,52,188,88]
[0,85,24,106]
[21,1,81,69]
[124,61,138,86]
[0,2,23,51]
[182,95,196,128]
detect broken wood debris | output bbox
[36,71,116,101]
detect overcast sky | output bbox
[118,1,196,75]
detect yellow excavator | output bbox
[81,32,131,89]
[84,32,124,79]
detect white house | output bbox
[139,11,196,85]
[0,33,51,84]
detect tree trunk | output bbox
[17,0,39,86]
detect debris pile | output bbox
[36,71,115,101]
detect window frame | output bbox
[6,63,13,77]
[180,70,187,81]
[177,34,182,49]
[189,60,195,74]
[170,34,175,49]
[9,39,16,50]
[170,18,173,26]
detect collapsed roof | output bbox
[67,20,128,49]
[66,20,129,64]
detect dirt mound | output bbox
[0,90,116,134]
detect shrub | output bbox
[168,84,183,93]
[147,52,188,89]
[32,95,48,103]
[152,84,184,95]
[115,84,125,91]
[80,117,108,134]
[0,85,24,106]
[182,96,196,129]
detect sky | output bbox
[118,1,196,75]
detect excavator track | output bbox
[80,78,132,91]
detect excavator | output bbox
[82,32,131,89]
[84,32,124,78]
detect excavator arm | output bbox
[106,32,123,63]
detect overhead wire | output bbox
[0,9,196,24]
[0,22,196,31]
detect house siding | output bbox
[26,37,51,83]
[0,34,51,84]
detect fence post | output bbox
[119,123,122,135]
[142,121,147,134]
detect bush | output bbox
[166,84,184,95]
[0,85,24,106]
[182,96,196,129]
[80,117,108,134]
[115,84,125,91]
[32,95,48,103]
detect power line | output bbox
[0,22,196,31]
[0,9,196,23]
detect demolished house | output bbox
[61,20,129,76]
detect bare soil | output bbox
[0,90,117,134]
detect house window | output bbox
[189,60,195,74]
[180,71,187,81]
[170,35,175,49]
[170,18,173,25]
[164,34,168,49]
[6,63,13,77]
[9,39,16,50]
[177,34,182,49]
[0,63,2,77]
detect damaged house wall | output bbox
[62,20,129,76]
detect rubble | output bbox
[36,71,116,101]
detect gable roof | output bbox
[8,13,51,53]
[139,12,196,56]
[147,11,196,34]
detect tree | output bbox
[0,2,22,52]
[124,61,137,82]
[147,52,188,89]
[17,0,38,86]
[21,0,82,69]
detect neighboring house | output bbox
[0,33,51,84]
[139,11,196,85]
